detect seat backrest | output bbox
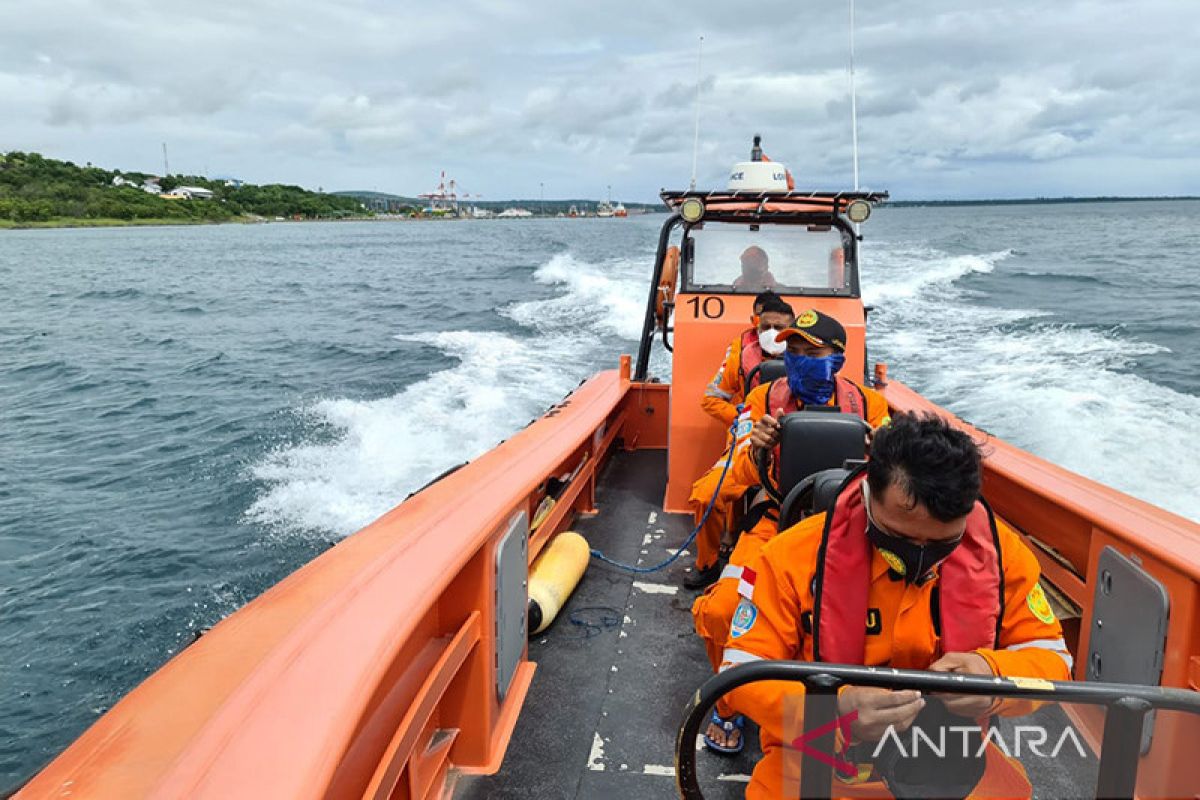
[757,358,786,387]
[778,467,853,531]
[776,410,869,497]
[810,468,851,515]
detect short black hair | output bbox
[866,412,982,521]
[758,296,794,318]
[754,290,780,312]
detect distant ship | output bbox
[613,201,628,217]
[596,201,614,218]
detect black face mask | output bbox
[863,483,963,585]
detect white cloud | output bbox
[0,0,1198,199]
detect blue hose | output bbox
[589,412,740,574]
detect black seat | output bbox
[756,358,786,386]
[771,411,868,530]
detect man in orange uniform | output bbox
[685,293,794,590]
[701,291,795,426]
[695,309,890,749]
[733,245,780,290]
[719,413,1072,797]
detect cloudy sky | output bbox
[3,0,1198,200]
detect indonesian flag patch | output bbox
[738,566,757,600]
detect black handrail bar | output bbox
[634,212,682,381]
[675,661,1200,800]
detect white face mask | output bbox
[759,328,786,356]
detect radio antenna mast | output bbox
[689,35,704,190]
[849,0,860,191]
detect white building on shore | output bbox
[176,186,215,200]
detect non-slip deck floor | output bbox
[455,449,757,799]
[454,449,1097,799]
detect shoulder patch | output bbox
[1026,583,1056,624]
[730,599,758,639]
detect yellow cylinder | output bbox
[528,531,590,634]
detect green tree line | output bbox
[0,151,366,223]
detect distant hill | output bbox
[0,151,366,225]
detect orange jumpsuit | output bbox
[718,513,1073,799]
[701,330,758,426]
[691,330,763,571]
[693,378,891,659]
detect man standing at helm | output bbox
[717,413,1072,798]
[733,246,779,291]
[686,293,795,591]
[693,309,890,753]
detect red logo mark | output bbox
[788,711,859,777]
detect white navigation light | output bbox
[727,161,789,192]
[846,199,872,224]
[680,197,705,223]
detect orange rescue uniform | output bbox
[719,512,1073,799]
[701,329,759,426]
[692,377,889,631]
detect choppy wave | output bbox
[864,242,1200,520]
[502,252,648,340]
[246,251,656,536]
[249,235,1200,540]
[861,247,1012,304]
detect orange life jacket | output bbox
[811,469,1004,663]
[765,376,867,420]
[738,328,767,393]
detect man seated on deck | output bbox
[732,245,780,291]
[692,309,890,744]
[713,413,1073,798]
[701,291,795,428]
[685,293,796,590]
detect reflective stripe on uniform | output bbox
[705,383,733,400]
[1006,638,1074,671]
[719,648,764,672]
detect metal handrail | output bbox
[675,661,1200,800]
[634,213,682,380]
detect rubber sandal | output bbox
[702,709,745,755]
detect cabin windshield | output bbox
[686,221,852,295]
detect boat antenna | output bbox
[849,0,860,191]
[689,35,704,190]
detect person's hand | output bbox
[837,686,925,743]
[929,652,995,717]
[749,414,781,456]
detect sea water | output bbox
[1,202,1198,784]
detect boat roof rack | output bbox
[660,189,889,221]
[662,189,888,203]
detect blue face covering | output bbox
[784,352,846,405]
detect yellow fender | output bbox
[528,531,590,634]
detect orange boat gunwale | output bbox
[16,361,648,800]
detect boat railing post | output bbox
[1094,697,1151,800]
[798,673,841,800]
[872,362,888,388]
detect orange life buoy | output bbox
[655,245,680,327]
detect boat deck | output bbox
[456,449,757,799]
[454,449,1097,799]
